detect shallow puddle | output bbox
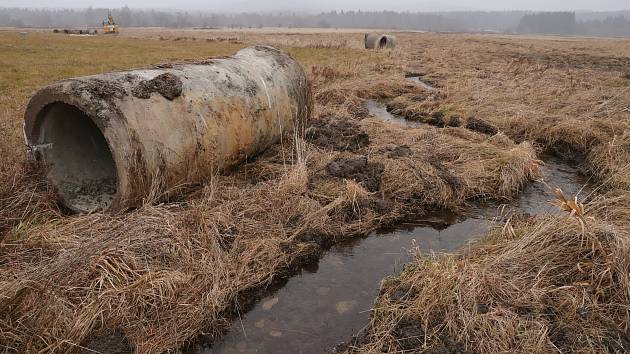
[406,76,435,91]
[365,100,422,128]
[193,158,589,354]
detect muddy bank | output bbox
[305,120,370,152]
[367,100,498,136]
[326,156,384,192]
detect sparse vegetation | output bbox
[0,29,629,353]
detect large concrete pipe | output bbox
[24,45,311,213]
[364,33,397,49]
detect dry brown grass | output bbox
[331,32,630,354]
[344,193,630,353]
[0,30,545,353]
[395,33,630,189]
[2,28,629,353]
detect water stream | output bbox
[365,100,422,128]
[193,105,590,354]
[406,75,436,91]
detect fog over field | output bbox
[2,0,629,12]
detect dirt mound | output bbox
[464,117,498,136]
[326,156,384,192]
[132,73,183,100]
[386,145,413,159]
[305,120,370,152]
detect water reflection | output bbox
[202,218,488,354]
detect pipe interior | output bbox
[379,36,387,48]
[37,102,117,212]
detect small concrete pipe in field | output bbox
[364,33,397,49]
[24,45,312,213]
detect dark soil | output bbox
[81,329,132,354]
[390,317,426,351]
[388,284,418,302]
[332,316,474,354]
[464,117,499,136]
[305,120,370,152]
[445,116,462,127]
[347,99,370,119]
[428,157,463,190]
[387,145,413,159]
[326,156,385,192]
[132,73,183,100]
[426,111,446,127]
[544,140,587,165]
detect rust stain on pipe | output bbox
[24,46,312,213]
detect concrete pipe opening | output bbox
[379,36,387,48]
[32,102,117,212]
[365,33,397,49]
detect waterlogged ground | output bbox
[405,75,436,91]
[194,158,589,354]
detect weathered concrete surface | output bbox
[364,33,398,49]
[24,45,312,213]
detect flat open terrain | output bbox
[0,28,629,353]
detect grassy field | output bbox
[0,29,629,353]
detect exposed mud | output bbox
[326,156,385,192]
[132,73,183,100]
[386,145,413,159]
[464,117,499,136]
[340,316,473,354]
[74,78,127,101]
[305,120,370,152]
[428,156,464,190]
[61,177,117,211]
[66,78,127,124]
[81,329,132,354]
[445,115,462,127]
[544,140,587,165]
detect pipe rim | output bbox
[24,86,124,213]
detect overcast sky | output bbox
[3,0,629,12]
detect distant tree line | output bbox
[517,12,577,35]
[516,11,630,37]
[1,7,629,37]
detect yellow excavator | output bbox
[102,10,119,34]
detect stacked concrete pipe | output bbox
[24,45,312,213]
[364,33,398,49]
